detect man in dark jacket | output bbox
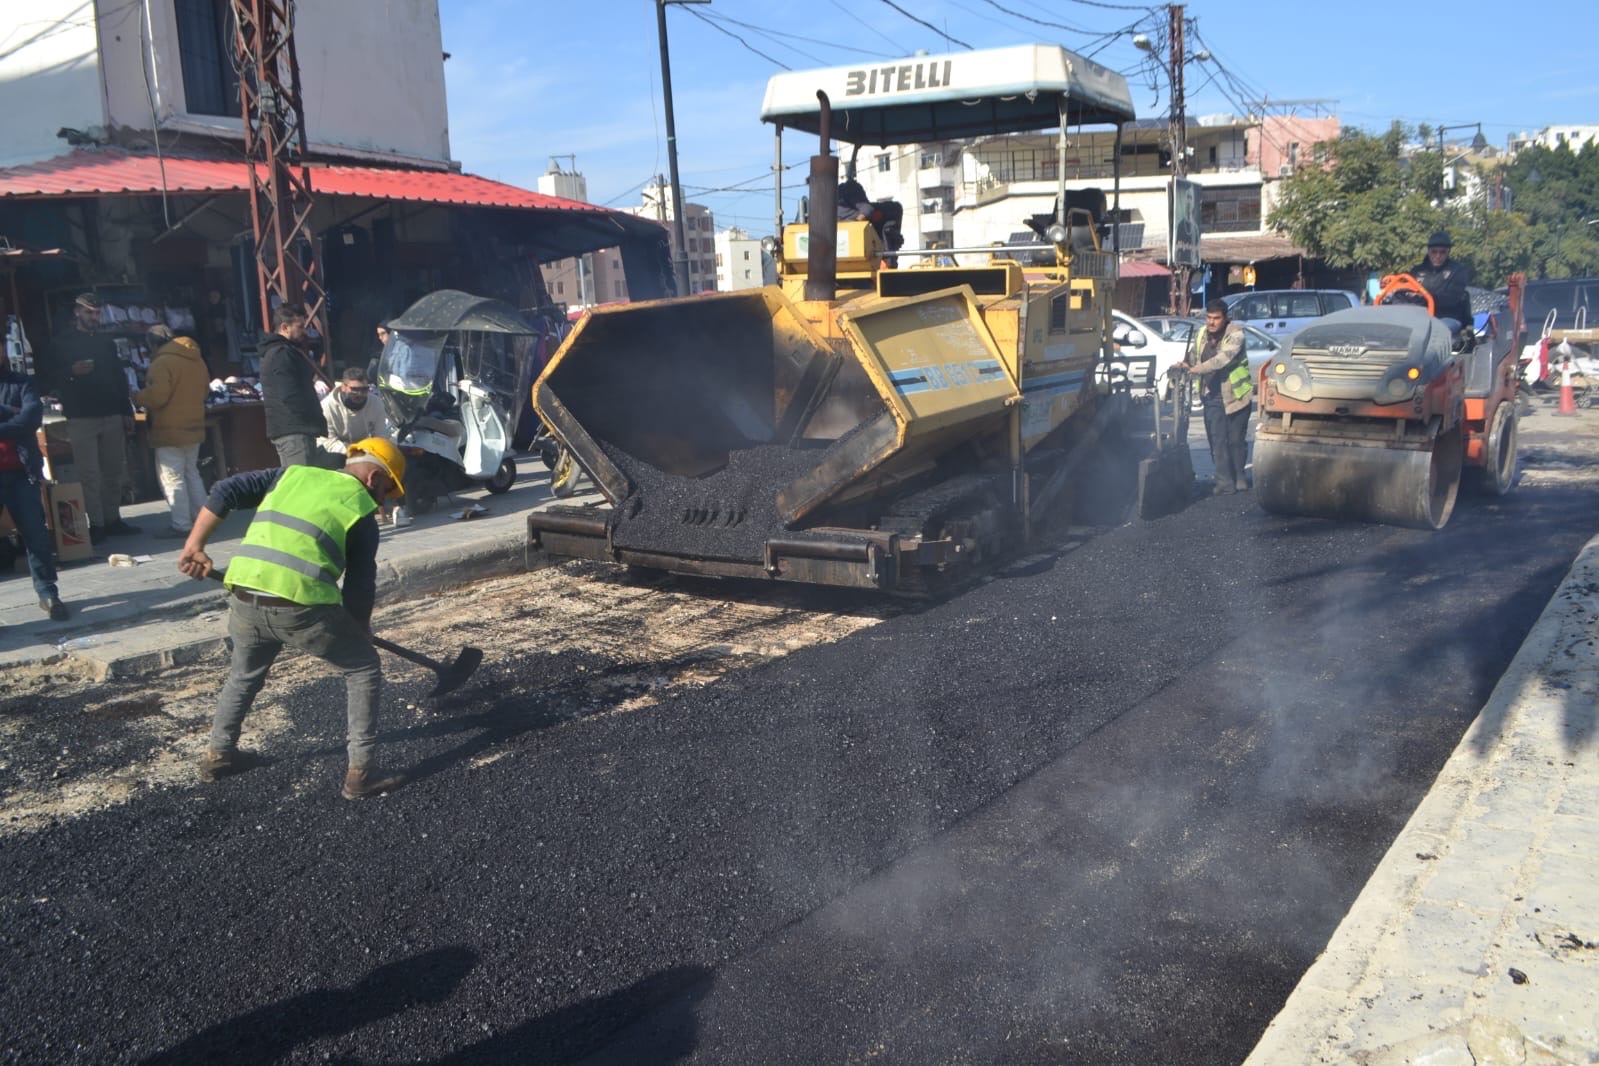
[0,344,70,621]
[259,303,333,467]
[43,293,137,540]
[1410,230,1474,331]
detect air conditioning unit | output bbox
[1278,164,1294,177]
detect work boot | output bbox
[39,596,69,621]
[342,766,405,800]
[197,748,251,781]
[1212,481,1235,496]
[1235,477,1250,492]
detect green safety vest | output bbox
[225,466,377,605]
[1192,330,1256,404]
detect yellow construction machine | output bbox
[527,44,1141,593]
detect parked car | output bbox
[1106,309,1189,400]
[1221,289,1360,341]
[1145,316,1281,406]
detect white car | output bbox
[1107,310,1190,400]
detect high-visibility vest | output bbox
[1192,329,1255,404]
[225,466,376,605]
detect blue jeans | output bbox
[210,598,383,768]
[0,470,59,601]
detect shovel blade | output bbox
[427,646,484,697]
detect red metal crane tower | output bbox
[232,0,329,358]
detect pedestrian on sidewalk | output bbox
[259,304,336,469]
[1176,298,1255,495]
[133,333,209,539]
[317,367,388,456]
[0,343,70,621]
[42,293,139,541]
[177,437,408,800]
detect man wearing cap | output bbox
[177,437,407,800]
[44,294,139,541]
[1410,231,1475,332]
[1,338,70,622]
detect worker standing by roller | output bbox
[1176,299,1254,495]
[176,437,408,800]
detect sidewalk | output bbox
[0,455,596,677]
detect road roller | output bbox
[1254,274,1524,530]
[526,44,1145,594]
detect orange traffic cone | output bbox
[1557,358,1578,416]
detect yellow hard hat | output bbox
[347,437,406,500]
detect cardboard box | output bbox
[46,481,94,562]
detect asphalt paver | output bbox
[4,438,1597,1064]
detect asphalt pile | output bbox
[3,478,1597,1063]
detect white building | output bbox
[714,227,769,291]
[1508,126,1599,154]
[0,0,452,169]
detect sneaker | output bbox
[342,766,405,800]
[39,596,69,621]
[154,526,189,540]
[103,519,142,537]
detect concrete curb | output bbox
[1245,535,1599,1064]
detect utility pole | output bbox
[655,0,711,297]
[1167,3,1188,316]
[233,0,328,356]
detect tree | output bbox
[1270,125,1599,282]
[1270,123,1465,276]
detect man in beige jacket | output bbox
[133,335,210,537]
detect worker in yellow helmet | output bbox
[177,437,408,800]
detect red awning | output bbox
[1118,258,1170,278]
[0,150,614,215]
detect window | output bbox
[556,281,565,295]
[1321,292,1353,312]
[743,250,750,260]
[1049,295,1067,333]
[614,281,624,298]
[1288,142,1300,166]
[876,154,890,172]
[716,253,723,267]
[175,0,241,117]
[743,269,751,279]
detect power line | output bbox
[683,7,791,70]
[826,0,904,52]
[698,10,884,61]
[874,0,973,50]
[976,0,1097,36]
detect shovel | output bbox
[209,571,482,696]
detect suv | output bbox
[1222,289,1360,341]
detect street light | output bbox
[1436,121,1489,154]
[655,0,711,297]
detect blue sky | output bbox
[438,0,1595,236]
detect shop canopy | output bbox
[0,149,671,276]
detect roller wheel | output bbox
[1476,401,1518,497]
[487,457,516,495]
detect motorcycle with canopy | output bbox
[377,289,540,511]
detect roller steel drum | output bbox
[1255,425,1464,530]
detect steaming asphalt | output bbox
[4,479,1597,1064]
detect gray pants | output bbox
[271,433,340,469]
[210,598,383,768]
[65,414,128,528]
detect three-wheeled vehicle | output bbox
[377,290,538,512]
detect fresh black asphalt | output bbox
[3,478,1595,1065]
